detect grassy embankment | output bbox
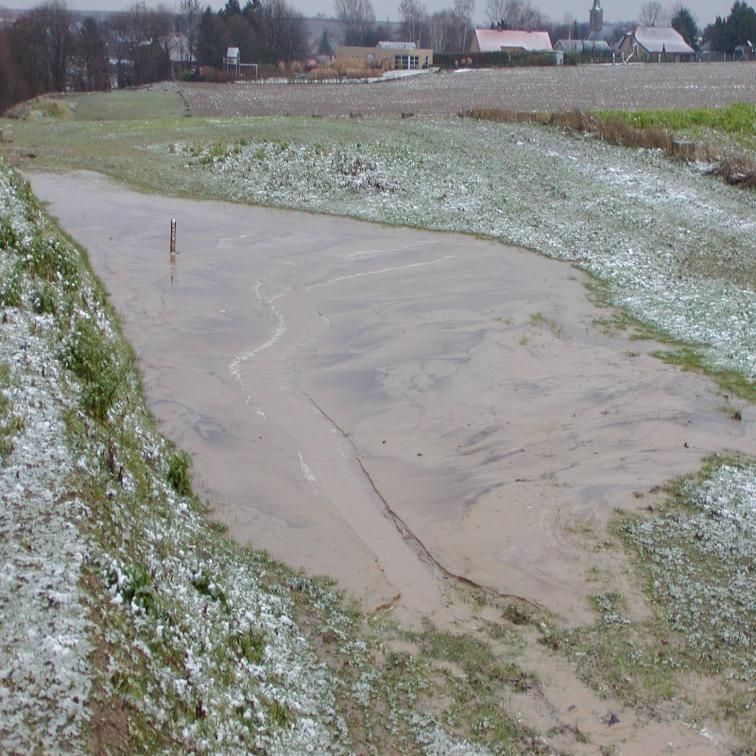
[1,88,754,749]
[466,102,756,185]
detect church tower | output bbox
[589,0,604,33]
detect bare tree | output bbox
[5,1,73,93]
[639,1,667,27]
[429,8,456,51]
[259,0,307,62]
[399,0,427,44]
[498,0,545,30]
[108,3,172,86]
[453,0,474,51]
[484,0,504,26]
[41,1,71,90]
[178,0,201,68]
[74,16,108,90]
[334,0,375,45]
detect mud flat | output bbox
[31,171,753,627]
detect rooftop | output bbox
[633,26,695,55]
[472,29,553,53]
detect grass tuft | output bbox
[63,317,123,421]
[166,451,192,496]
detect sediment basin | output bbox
[31,171,754,624]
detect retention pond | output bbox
[31,170,754,626]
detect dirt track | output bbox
[182,62,756,117]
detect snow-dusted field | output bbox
[0,172,92,752]
[173,117,755,381]
[182,63,756,117]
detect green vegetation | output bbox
[63,316,125,421]
[166,451,192,496]
[650,346,755,403]
[593,103,756,157]
[597,103,756,137]
[528,311,564,339]
[7,97,75,120]
[0,361,24,458]
[585,274,755,403]
[62,87,186,122]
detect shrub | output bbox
[64,317,122,421]
[109,564,156,614]
[167,451,192,496]
[232,628,266,664]
[0,264,22,307]
[31,282,56,315]
[23,234,79,284]
[0,220,17,249]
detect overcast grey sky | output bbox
[3,0,740,28]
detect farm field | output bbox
[181,63,756,117]
[1,79,755,752]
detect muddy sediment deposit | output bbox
[31,171,754,626]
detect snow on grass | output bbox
[176,117,755,382]
[620,459,755,681]
[0,168,92,752]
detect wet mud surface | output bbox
[31,171,754,628]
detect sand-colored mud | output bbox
[31,172,753,630]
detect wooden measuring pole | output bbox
[170,218,177,259]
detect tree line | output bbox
[0,0,309,111]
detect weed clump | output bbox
[0,263,22,307]
[232,628,266,664]
[63,317,122,421]
[166,451,192,495]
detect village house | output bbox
[335,41,433,71]
[618,26,696,62]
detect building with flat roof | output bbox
[335,42,433,71]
